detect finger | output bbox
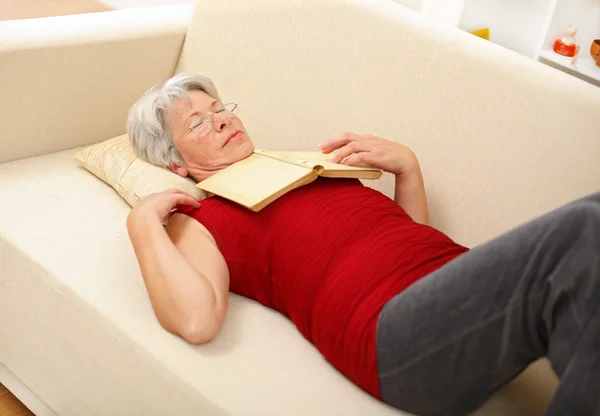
[331,140,371,164]
[319,132,363,154]
[343,152,374,167]
[172,194,201,209]
[320,132,362,152]
[167,188,199,200]
[172,203,201,212]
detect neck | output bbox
[188,165,228,182]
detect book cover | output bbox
[196,150,382,211]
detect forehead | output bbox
[172,90,218,117]
[170,90,220,128]
[186,90,218,111]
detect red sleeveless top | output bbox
[177,178,468,398]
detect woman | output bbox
[126,74,599,416]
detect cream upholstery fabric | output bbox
[177,0,600,248]
[0,152,401,415]
[0,6,192,164]
[2,1,600,415]
[174,0,600,413]
[0,363,56,416]
[74,135,206,206]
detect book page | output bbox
[196,153,317,211]
[255,149,382,179]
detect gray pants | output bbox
[376,192,600,416]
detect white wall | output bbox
[394,0,600,63]
[421,0,466,27]
[458,0,553,58]
[391,0,422,12]
[544,0,600,54]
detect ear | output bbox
[169,163,189,178]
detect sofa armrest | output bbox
[0,5,193,163]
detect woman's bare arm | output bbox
[127,210,229,344]
[394,157,429,225]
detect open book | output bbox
[196,149,383,212]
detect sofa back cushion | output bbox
[176,0,600,246]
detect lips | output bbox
[224,130,242,146]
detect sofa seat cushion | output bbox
[0,148,403,415]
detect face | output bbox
[168,90,254,181]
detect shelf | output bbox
[538,48,600,83]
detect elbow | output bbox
[179,324,217,345]
[176,315,221,345]
[155,290,226,345]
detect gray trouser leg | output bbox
[376,193,600,416]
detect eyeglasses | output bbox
[170,103,239,149]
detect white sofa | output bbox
[1,1,599,415]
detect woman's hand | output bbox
[320,132,428,224]
[319,132,418,176]
[128,188,201,227]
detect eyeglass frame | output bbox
[169,102,239,150]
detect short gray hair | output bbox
[127,73,221,168]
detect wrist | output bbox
[127,208,161,235]
[394,153,420,178]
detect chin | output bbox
[239,136,255,157]
[222,134,254,165]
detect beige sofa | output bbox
[1,1,599,415]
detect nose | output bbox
[213,111,230,133]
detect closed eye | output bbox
[190,117,208,130]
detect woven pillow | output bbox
[73,134,206,207]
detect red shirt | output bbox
[177,178,468,398]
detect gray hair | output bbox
[126,73,221,168]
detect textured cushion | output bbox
[73,134,206,206]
